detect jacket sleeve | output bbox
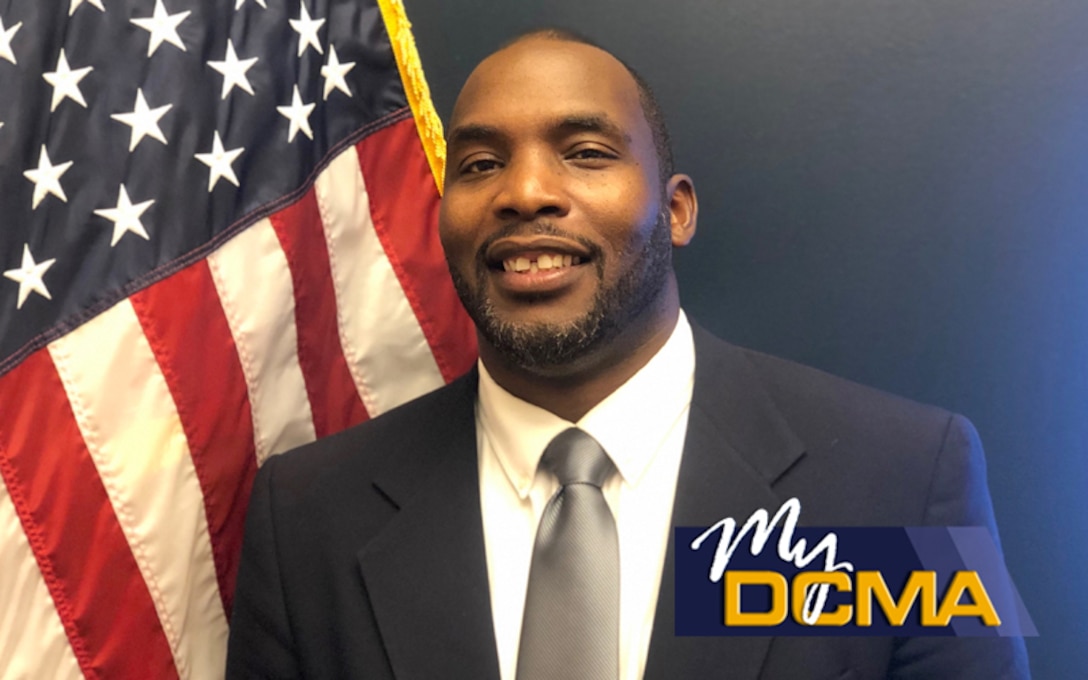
[889,414,1031,680]
[226,458,301,679]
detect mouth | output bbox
[486,236,592,268]
[500,252,583,273]
[482,236,595,295]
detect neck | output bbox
[479,288,680,422]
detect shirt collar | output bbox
[477,311,696,498]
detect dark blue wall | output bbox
[404,1,1088,675]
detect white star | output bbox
[234,0,267,9]
[277,85,316,142]
[69,0,106,16]
[289,5,325,57]
[111,88,172,151]
[321,45,355,100]
[208,40,258,99]
[4,245,56,309]
[42,49,93,112]
[94,185,153,246]
[131,0,190,57]
[0,17,22,65]
[195,131,244,192]
[23,146,73,210]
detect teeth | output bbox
[502,253,583,273]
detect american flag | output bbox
[0,0,475,677]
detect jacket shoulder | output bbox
[691,325,981,526]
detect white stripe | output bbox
[314,145,445,417]
[0,477,83,680]
[48,301,228,680]
[207,218,316,462]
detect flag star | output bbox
[208,40,258,99]
[277,85,316,142]
[0,17,22,65]
[94,185,153,246]
[23,146,74,210]
[234,0,267,9]
[111,88,172,151]
[195,131,244,191]
[69,0,106,16]
[321,45,355,100]
[4,245,56,309]
[131,0,190,57]
[43,49,93,112]
[289,5,325,57]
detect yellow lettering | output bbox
[935,571,1001,627]
[724,571,788,626]
[791,571,852,626]
[856,571,938,626]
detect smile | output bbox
[485,235,595,275]
[502,253,583,273]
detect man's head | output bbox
[439,31,697,382]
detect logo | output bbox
[675,499,1036,637]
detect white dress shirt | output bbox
[477,311,695,680]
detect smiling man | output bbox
[227,30,1029,680]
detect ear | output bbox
[665,174,698,247]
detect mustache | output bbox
[475,221,604,265]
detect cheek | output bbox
[580,181,661,250]
[438,200,476,260]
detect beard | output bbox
[448,207,673,371]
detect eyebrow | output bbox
[446,123,503,149]
[446,114,632,150]
[552,114,632,145]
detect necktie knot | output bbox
[541,428,614,488]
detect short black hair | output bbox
[498,28,675,182]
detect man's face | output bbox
[439,38,674,371]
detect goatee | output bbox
[448,210,673,371]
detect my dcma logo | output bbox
[674,498,1035,636]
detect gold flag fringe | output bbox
[377,0,447,193]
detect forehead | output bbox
[449,38,651,142]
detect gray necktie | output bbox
[516,428,619,680]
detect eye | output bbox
[567,146,618,163]
[457,154,503,176]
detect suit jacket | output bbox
[226,325,1030,679]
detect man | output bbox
[227,30,1029,679]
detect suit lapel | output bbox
[356,372,501,680]
[645,325,806,680]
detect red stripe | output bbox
[130,261,259,616]
[354,118,478,383]
[0,349,179,680]
[268,188,370,438]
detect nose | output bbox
[494,151,571,221]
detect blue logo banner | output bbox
[675,524,1036,637]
